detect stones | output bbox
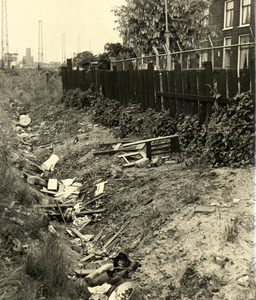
[135,157,150,168]
[237,275,250,287]
[151,156,163,167]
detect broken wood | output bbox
[85,263,114,285]
[102,221,131,251]
[15,152,43,171]
[72,269,95,276]
[71,228,94,241]
[95,181,107,196]
[80,253,95,262]
[123,135,178,147]
[34,203,74,208]
[78,219,91,232]
[83,193,106,207]
[55,199,66,224]
[80,208,106,215]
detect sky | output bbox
[7,0,126,63]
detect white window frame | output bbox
[223,37,232,68]
[238,34,250,70]
[239,0,251,27]
[223,1,234,30]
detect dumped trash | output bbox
[108,282,144,300]
[135,157,150,168]
[19,115,31,127]
[40,154,59,171]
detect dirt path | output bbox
[14,102,256,299]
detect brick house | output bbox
[209,0,255,69]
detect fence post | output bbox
[148,63,156,109]
[204,61,214,118]
[250,59,255,94]
[67,59,72,70]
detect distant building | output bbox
[1,53,18,67]
[22,48,34,66]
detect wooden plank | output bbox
[240,68,250,93]
[204,61,214,119]
[129,63,135,103]
[168,70,176,118]
[139,70,146,110]
[182,71,191,115]
[162,70,169,110]
[113,66,118,99]
[71,228,93,241]
[148,63,156,109]
[66,71,72,90]
[156,92,228,104]
[175,63,183,117]
[143,69,149,110]
[103,71,109,98]
[124,70,130,105]
[154,70,161,112]
[215,69,227,99]
[145,142,152,160]
[73,269,94,276]
[34,203,74,208]
[151,145,172,152]
[55,199,66,224]
[123,135,178,147]
[197,70,207,123]
[170,135,180,152]
[117,71,123,104]
[189,70,198,115]
[133,69,140,104]
[227,69,238,98]
[102,221,131,250]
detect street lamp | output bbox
[165,0,171,70]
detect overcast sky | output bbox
[7,0,126,63]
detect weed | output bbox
[178,180,201,204]
[25,234,68,298]
[223,216,242,242]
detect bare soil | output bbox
[11,102,256,299]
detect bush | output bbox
[203,92,255,167]
[61,88,93,109]
[93,96,122,127]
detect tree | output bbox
[73,51,96,69]
[112,0,218,55]
[104,42,136,59]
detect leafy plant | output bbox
[203,92,254,167]
[61,88,92,109]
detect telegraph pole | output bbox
[38,20,43,67]
[164,0,171,70]
[1,0,9,68]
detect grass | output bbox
[223,216,242,243]
[0,69,65,299]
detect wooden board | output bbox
[123,135,178,147]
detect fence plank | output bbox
[168,70,176,118]
[139,70,146,110]
[250,59,255,94]
[197,70,207,123]
[154,70,161,112]
[144,69,150,110]
[227,69,238,98]
[182,71,191,115]
[129,63,135,103]
[61,71,67,90]
[240,69,250,93]
[117,70,123,104]
[189,70,198,115]
[148,63,156,109]
[162,71,169,110]
[204,61,214,119]
[133,69,139,104]
[215,69,227,99]
[113,66,118,99]
[175,64,183,117]
[124,70,130,105]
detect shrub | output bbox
[203,92,255,167]
[61,88,92,109]
[93,97,122,127]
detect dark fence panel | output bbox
[61,59,253,124]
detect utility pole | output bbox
[78,36,81,53]
[1,0,9,69]
[62,34,66,64]
[164,0,171,70]
[38,20,43,67]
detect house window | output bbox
[239,35,250,69]
[223,37,232,68]
[224,1,234,29]
[240,0,251,25]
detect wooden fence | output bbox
[61,60,254,123]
